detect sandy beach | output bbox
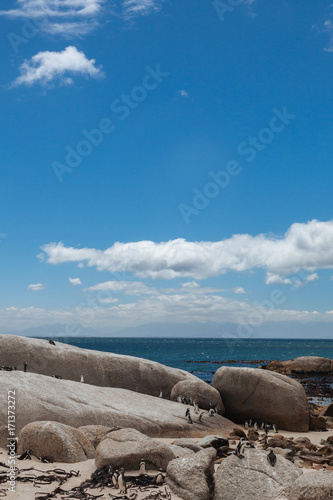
[2,429,333,500]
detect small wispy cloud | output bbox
[0,0,104,36]
[12,46,104,87]
[322,18,333,52]
[86,280,158,296]
[122,0,163,18]
[69,277,82,286]
[178,90,189,98]
[28,283,45,291]
[232,286,246,294]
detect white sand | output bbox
[1,429,332,499]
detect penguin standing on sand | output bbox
[267,450,277,467]
[273,424,279,434]
[139,458,148,476]
[48,339,56,345]
[185,408,190,417]
[244,421,249,430]
[80,374,85,383]
[193,402,199,414]
[187,412,193,424]
[260,422,265,430]
[155,468,164,484]
[118,468,127,494]
[248,419,253,427]
[265,424,270,435]
[254,422,258,431]
[23,361,28,373]
[209,409,215,417]
[112,470,119,487]
[159,391,163,398]
[198,411,204,422]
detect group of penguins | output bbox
[244,418,279,435]
[106,460,165,494]
[16,450,164,494]
[178,397,218,424]
[235,437,277,467]
[233,418,280,466]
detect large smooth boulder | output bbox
[212,366,309,431]
[18,421,95,463]
[77,425,117,448]
[289,471,333,499]
[166,448,216,500]
[95,428,193,469]
[171,380,225,415]
[266,356,333,375]
[0,334,213,400]
[0,372,239,439]
[214,448,302,500]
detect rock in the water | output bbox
[77,425,117,448]
[95,428,193,469]
[324,403,333,417]
[0,372,239,438]
[212,366,309,431]
[171,379,225,415]
[166,447,216,500]
[214,448,302,500]
[0,334,209,400]
[18,421,95,463]
[197,435,229,449]
[171,438,203,452]
[289,471,333,499]
[266,356,333,375]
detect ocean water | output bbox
[46,337,333,383]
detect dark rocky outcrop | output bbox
[266,356,333,375]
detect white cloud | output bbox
[306,272,319,282]
[265,273,292,285]
[2,294,333,334]
[86,280,158,296]
[13,46,104,87]
[233,286,246,294]
[123,0,162,18]
[69,277,82,286]
[0,0,104,36]
[98,297,119,304]
[39,220,333,282]
[28,283,45,291]
[178,90,189,98]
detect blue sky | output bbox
[1,0,333,337]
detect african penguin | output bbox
[139,458,148,476]
[267,450,277,467]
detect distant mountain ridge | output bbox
[6,323,99,338]
[2,320,332,338]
